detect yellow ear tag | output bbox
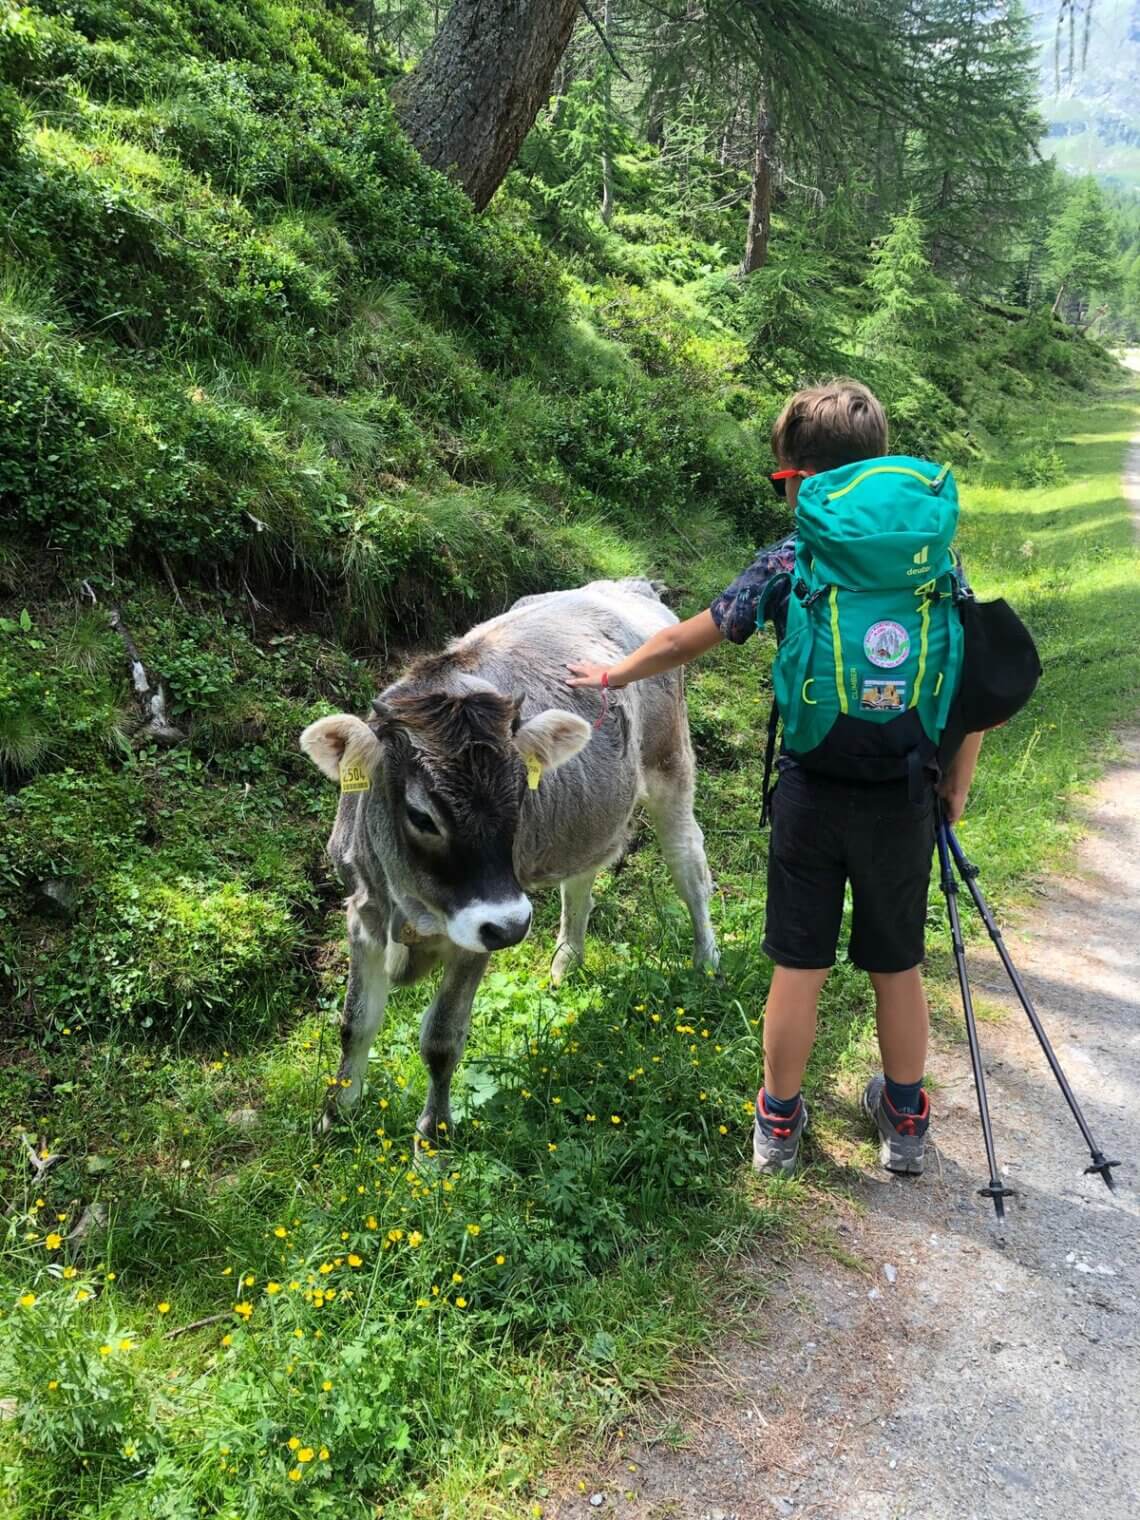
[340,762,371,795]
[525,755,543,791]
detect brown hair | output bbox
[770,379,888,472]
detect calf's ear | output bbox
[513,709,591,774]
[300,714,384,784]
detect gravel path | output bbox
[550,423,1140,1520]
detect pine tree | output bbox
[860,205,961,358]
[1047,178,1122,322]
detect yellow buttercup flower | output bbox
[319,1446,330,1461]
[288,1468,302,1482]
[18,1293,35,1308]
[466,1223,480,1236]
[233,1301,253,1319]
[495,1254,506,1266]
[221,1334,233,1346]
[45,1232,63,1250]
[266,1281,281,1294]
[62,1266,77,1280]
[47,1379,59,1390]
[408,1231,423,1248]
[288,1437,301,1451]
[611,1115,622,1125]
[455,1296,468,1308]
[157,1301,170,1314]
[298,1447,314,1463]
[347,1253,363,1268]
[273,1226,287,1238]
[322,1380,333,1392]
[118,1338,133,1352]
[451,1272,463,1284]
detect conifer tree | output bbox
[1047,178,1122,321]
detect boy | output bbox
[566,379,983,1177]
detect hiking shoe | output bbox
[752,1093,808,1176]
[862,1075,929,1175]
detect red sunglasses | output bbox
[769,468,814,499]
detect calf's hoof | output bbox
[550,942,583,987]
[414,1115,451,1167]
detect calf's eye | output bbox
[405,805,439,836]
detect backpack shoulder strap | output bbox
[760,699,780,828]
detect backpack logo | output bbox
[907,544,932,576]
[864,620,911,669]
[861,679,906,711]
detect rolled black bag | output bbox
[938,594,1042,767]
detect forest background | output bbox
[0,1,1138,1517]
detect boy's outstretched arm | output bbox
[937,731,984,825]
[566,609,724,689]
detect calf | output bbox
[301,578,718,1140]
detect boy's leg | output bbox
[869,966,928,1086]
[764,965,831,1099]
[848,788,936,1173]
[754,769,846,1175]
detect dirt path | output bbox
[551,433,1140,1520]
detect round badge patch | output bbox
[864,620,911,669]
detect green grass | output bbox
[3,380,1137,1518]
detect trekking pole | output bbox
[946,826,1120,1193]
[935,804,1015,1222]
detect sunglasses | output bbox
[769,468,814,499]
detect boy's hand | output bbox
[936,779,969,826]
[566,662,613,689]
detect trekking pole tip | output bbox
[1084,1154,1120,1191]
[979,1180,1015,1223]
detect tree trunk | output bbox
[393,0,582,212]
[740,99,775,275]
[1051,281,1066,318]
[600,0,615,226]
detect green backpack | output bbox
[766,455,964,800]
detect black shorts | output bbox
[762,764,936,974]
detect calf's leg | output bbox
[323,922,389,1128]
[643,764,719,969]
[417,950,489,1146]
[551,869,597,985]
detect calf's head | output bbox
[301,687,590,953]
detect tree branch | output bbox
[578,0,633,81]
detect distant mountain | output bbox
[1033,0,1140,187]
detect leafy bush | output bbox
[1014,443,1069,488]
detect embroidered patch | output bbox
[525,755,543,790]
[861,679,906,712]
[339,762,371,794]
[863,620,911,668]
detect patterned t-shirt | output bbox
[708,534,797,644]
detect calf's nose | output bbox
[479,908,532,951]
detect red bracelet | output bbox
[595,670,611,728]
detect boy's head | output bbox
[771,379,888,508]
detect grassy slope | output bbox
[2,385,1136,1519]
